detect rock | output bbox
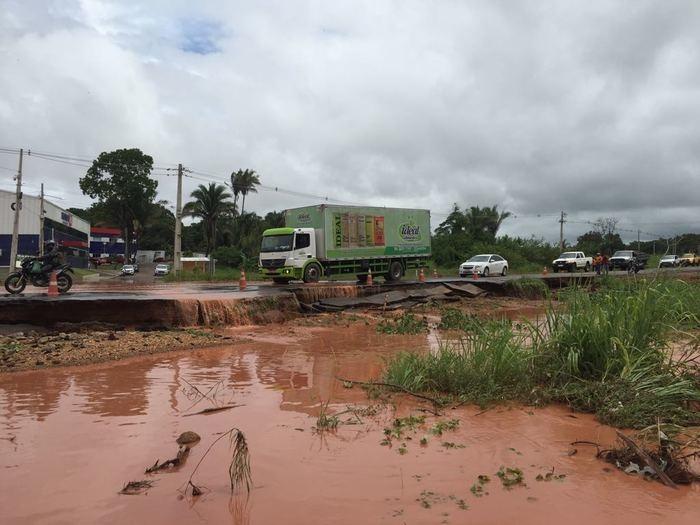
[38,336,51,344]
[107,333,118,341]
[42,344,57,354]
[35,360,44,366]
[176,431,201,446]
[58,332,68,339]
[68,333,82,341]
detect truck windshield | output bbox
[261,234,294,252]
[559,252,578,258]
[613,251,633,257]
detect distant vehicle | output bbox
[678,253,700,267]
[154,264,170,276]
[658,255,680,268]
[459,254,508,277]
[551,251,592,273]
[609,251,648,271]
[258,205,431,284]
[132,262,139,272]
[120,264,135,276]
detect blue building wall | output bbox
[0,234,40,266]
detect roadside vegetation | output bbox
[384,278,700,428]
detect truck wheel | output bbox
[585,262,591,272]
[303,263,322,283]
[357,274,368,284]
[386,261,403,282]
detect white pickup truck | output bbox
[551,251,592,273]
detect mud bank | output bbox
[0,294,299,328]
[1,324,697,525]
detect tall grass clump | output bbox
[384,279,700,428]
[385,321,535,405]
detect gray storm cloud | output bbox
[1,0,698,243]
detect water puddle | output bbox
[1,324,697,524]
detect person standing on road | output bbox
[601,253,609,275]
[593,253,601,275]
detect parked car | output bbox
[551,251,592,273]
[658,255,680,268]
[459,254,508,277]
[120,264,135,276]
[154,264,170,276]
[609,250,648,271]
[678,253,700,267]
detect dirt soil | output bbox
[1,322,697,525]
[0,329,243,373]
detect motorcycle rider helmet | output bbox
[44,241,56,252]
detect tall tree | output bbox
[230,169,261,217]
[79,148,157,260]
[183,183,234,255]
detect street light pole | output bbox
[8,148,23,274]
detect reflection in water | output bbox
[0,324,698,525]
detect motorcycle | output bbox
[4,257,74,295]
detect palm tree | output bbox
[464,205,511,240]
[183,183,234,255]
[230,169,261,217]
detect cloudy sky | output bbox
[1,0,699,243]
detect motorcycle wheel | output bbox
[5,273,26,294]
[57,273,73,293]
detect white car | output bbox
[154,264,170,276]
[120,264,135,276]
[459,254,508,277]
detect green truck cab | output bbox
[259,205,431,284]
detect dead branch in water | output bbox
[119,480,154,495]
[145,446,190,473]
[184,428,252,497]
[183,404,242,417]
[614,431,677,489]
[335,376,443,414]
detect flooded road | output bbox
[1,324,698,524]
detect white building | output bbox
[0,189,90,268]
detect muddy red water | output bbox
[1,324,698,524]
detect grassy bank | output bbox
[384,278,700,428]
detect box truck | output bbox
[259,204,431,283]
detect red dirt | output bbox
[1,324,698,524]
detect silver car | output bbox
[154,264,170,276]
[459,254,509,277]
[120,264,135,276]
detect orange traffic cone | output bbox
[472,270,479,280]
[542,266,549,276]
[47,271,59,297]
[419,268,426,282]
[366,268,373,286]
[239,269,247,290]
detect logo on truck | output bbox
[297,212,311,224]
[399,222,421,242]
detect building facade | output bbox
[89,226,126,259]
[0,189,90,268]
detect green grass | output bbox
[384,279,700,428]
[377,313,428,335]
[164,267,265,282]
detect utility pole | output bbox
[558,210,566,251]
[8,149,23,274]
[173,163,183,273]
[39,183,45,256]
[637,229,640,251]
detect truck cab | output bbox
[259,227,319,284]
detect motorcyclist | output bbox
[37,241,62,274]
